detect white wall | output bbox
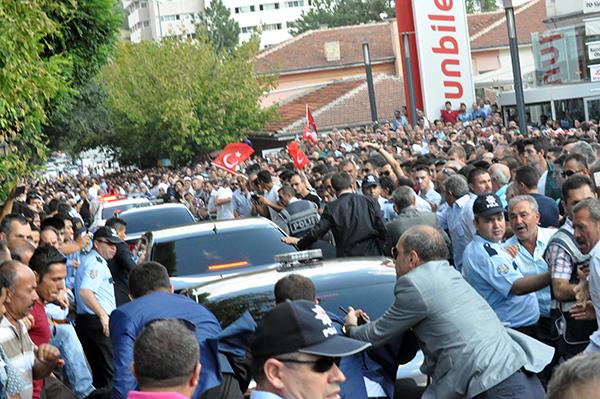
[212,0,311,47]
[545,0,583,18]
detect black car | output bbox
[146,217,298,290]
[182,250,427,387]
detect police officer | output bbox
[462,193,551,334]
[75,226,119,389]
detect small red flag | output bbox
[212,142,254,173]
[288,140,309,170]
[302,104,318,145]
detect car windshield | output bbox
[102,202,146,219]
[196,275,396,327]
[121,208,194,235]
[153,226,295,277]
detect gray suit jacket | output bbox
[350,260,553,399]
[384,207,439,256]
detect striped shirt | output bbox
[0,318,34,399]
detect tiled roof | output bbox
[257,74,405,136]
[468,0,546,50]
[262,78,367,134]
[256,22,395,75]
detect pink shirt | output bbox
[127,391,189,399]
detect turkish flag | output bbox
[288,140,309,170]
[212,142,254,173]
[302,105,318,145]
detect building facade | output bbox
[222,0,311,48]
[122,0,204,43]
[498,0,600,126]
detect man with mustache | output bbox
[506,196,555,335]
[0,261,63,399]
[572,199,600,354]
[462,193,551,332]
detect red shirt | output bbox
[29,301,52,399]
[440,109,461,125]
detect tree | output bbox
[43,0,121,153]
[99,36,277,167]
[466,0,498,13]
[200,0,241,54]
[288,0,395,36]
[0,1,71,200]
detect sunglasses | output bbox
[561,169,583,178]
[276,356,341,373]
[380,171,391,176]
[391,247,399,259]
[96,239,116,246]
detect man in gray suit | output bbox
[383,186,438,256]
[344,225,553,399]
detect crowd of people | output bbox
[3,101,600,398]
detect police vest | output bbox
[279,200,319,237]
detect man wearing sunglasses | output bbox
[74,226,120,390]
[249,300,370,399]
[345,225,553,399]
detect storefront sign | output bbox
[585,17,600,35]
[584,0,600,14]
[532,27,580,85]
[588,41,600,60]
[589,64,600,82]
[411,0,475,120]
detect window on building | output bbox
[263,23,282,30]
[286,0,303,7]
[241,26,256,33]
[143,20,150,27]
[160,15,178,22]
[259,3,279,10]
[141,1,147,7]
[235,5,256,13]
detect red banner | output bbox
[302,104,318,145]
[288,140,309,170]
[212,142,254,173]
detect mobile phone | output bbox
[15,186,25,196]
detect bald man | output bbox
[489,163,511,207]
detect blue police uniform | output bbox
[75,249,116,315]
[462,235,540,328]
[74,248,116,389]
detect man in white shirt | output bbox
[215,181,234,220]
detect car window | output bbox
[101,202,147,219]
[197,281,395,328]
[121,208,194,235]
[153,226,296,277]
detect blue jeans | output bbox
[51,323,95,398]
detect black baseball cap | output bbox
[362,174,380,188]
[93,226,122,244]
[250,300,370,358]
[473,193,504,217]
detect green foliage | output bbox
[288,0,395,36]
[45,81,114,153]
[43,0,121,153]
[0,1,71,199]
[200,0,241,54]
[100,36,277,166]
[466,0,499,13]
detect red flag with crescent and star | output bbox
[287,140,309,170]
[212,142,254,173]
[302,104,318,145]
